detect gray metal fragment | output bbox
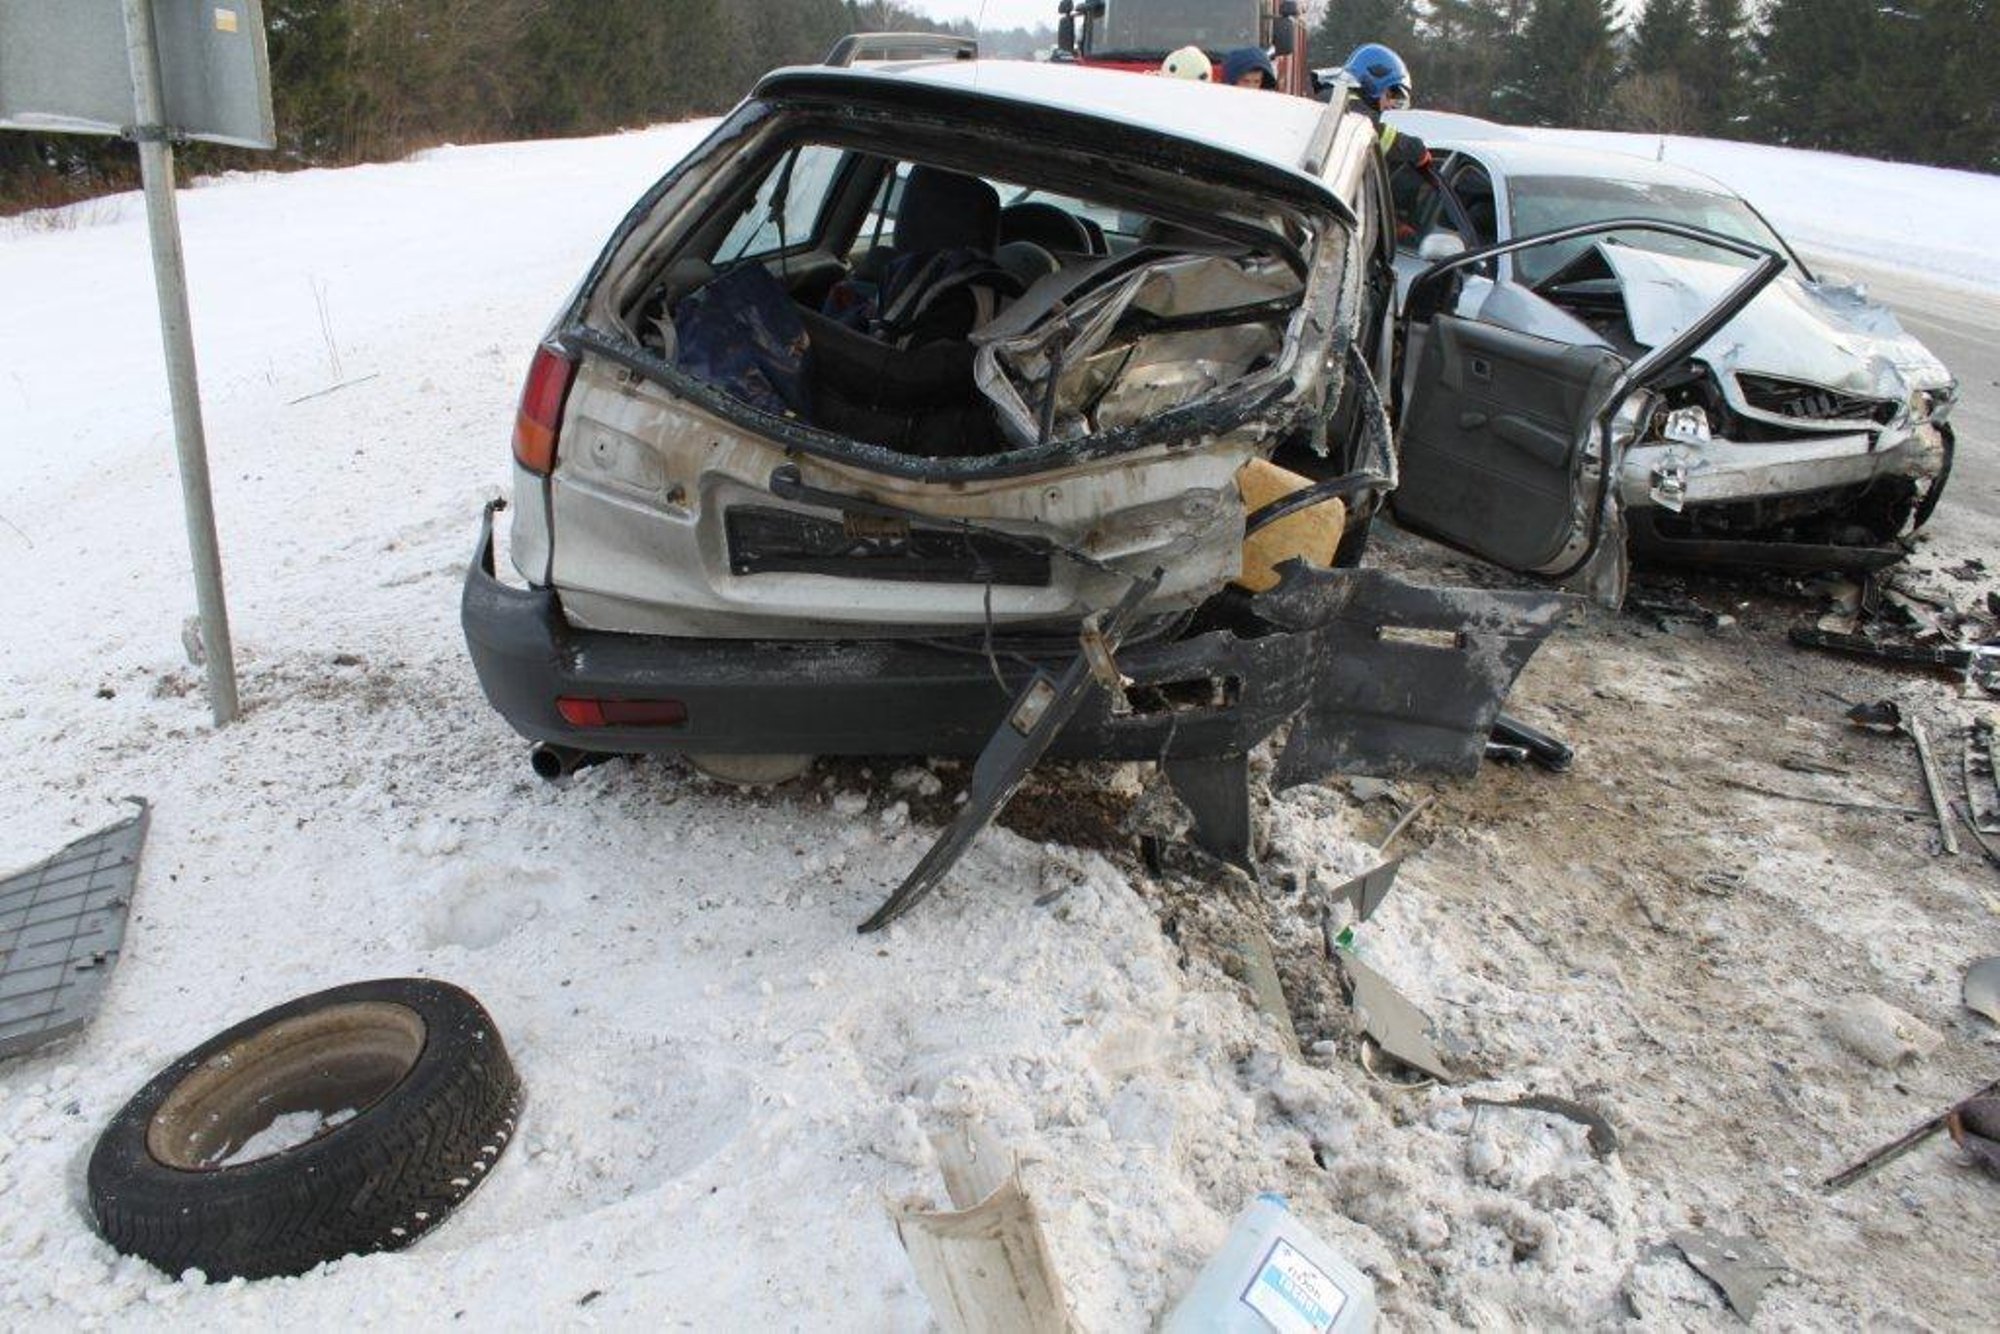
[1261,569,1572,787]
[1,801,148,1062]
[1331,859,1402,924]
[1339,953,1450,1082]
[1466,1093,1620,1159]
[1671,1230,1787,1321]
[1964,957,2000,1026]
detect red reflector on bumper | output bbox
[555,697,688,727]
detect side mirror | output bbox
[1081,0,1105,16]
[1418,232,1468,265]
[1279,0,1299,14]
[1272,21,1295,57]
[1057,13,1075,52]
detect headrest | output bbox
[895,166,1001,257]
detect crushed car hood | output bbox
[1597,246,1953,398]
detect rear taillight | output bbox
[556,696,689,728]
[512,345,579,475]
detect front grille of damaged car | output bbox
[1737,374,1898,426]
[724,505,1052,586]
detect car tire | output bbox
[87,978,522,1280]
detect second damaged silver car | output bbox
[1391,139,1958,571]
[461,45,1777,924]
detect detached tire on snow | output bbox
[87,978,522,1280]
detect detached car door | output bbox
[1391,219,1788,590]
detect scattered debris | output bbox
[1375,795,1436,857]
[1845,699,1904,732]
[1823,1076,2000,1192]
[1328,859,1402,924]
[1693,870,1744,898]
[1963,957,2000,1026]
[1965,717,2000,832]
[1791,629,2000,693]
[1,800,148,1062]
[1908,718,1960,855]
[1338,952,1451,1083]
[1465,1093,1620,1159]
[1491,712,1575,772]
[1825,994,1944,1069]
[286,370,382,406]
[1945,1098,2000,1180]
[1220,916,1301,1056]
[1717,777,1926,818]
[889,1122,1072,1334]
[1162,1193,1376,1333]
[1671,1229,1788,1321]
[1790,564,2000,692]
[1962,807,2000,870]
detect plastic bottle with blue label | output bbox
[1161,1193,1377,1334]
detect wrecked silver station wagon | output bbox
[461,52,1777,882]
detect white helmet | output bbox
[1160,45,1212,81]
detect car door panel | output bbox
[1394,315,1623,570]
[1391,217,1790,590]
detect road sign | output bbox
[0,0,274,725]
[0,0,273,148]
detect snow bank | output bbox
[1525,129,2000,292]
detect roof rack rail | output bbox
[822,32,978,67]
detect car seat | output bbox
[869,167,1020,345]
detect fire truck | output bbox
[1053,0,1313,97]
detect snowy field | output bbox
[1531,129,2000,294]
[1,113,1995,1328]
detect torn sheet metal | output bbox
[1672,1230,1788,1321]
[1,801,147,1061]
[975,253,1301,448]
[860,573,1163,932]
[865,563,1571,926]
[1331,859,1402,924]
[1339,952,1451,1082]
[1259,566,1573,786]
[1597,245,1953,407]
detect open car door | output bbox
[1390,220,1788,600]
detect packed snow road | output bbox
[1,123,1996,1328]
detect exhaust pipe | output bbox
[529,743,610,782]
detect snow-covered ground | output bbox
[1,115,1995,1328]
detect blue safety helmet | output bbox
[1344,43,1413,107]
[1220,47,1278,90]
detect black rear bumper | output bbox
[462,503,1307,761]
[461,502,1572,776]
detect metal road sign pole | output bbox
[120,0,239,725]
